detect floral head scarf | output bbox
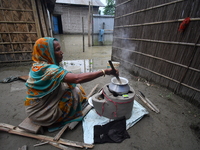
[32,37,58,65]
[25,37,68,99]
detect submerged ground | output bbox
[0,35,199,150]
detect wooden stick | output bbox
[114,18,200,27]
[30,0,41,37]
[0,123,94,149]
[136,94,158,113]
[144,97,160,113]
[68,84,99,130]
[108,60,122,84]
[113,37,200,47]
[86,84,99,99]
[48,141,75,150]
[116,0,183,17]
[53,123,69,141]
[34,141,49,147]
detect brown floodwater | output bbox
[54,34,113,72]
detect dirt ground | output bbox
[0,35,200,150]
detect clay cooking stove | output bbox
[92,77,135,119]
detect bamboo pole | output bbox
[36,0,47,37]
[0,21,36,23]
[0,51,32,54]
[31,0,41,38]
[115,0,184,18]
[0,32,37,34]
[113,37,200,47]
[136,94,158,113]
[48,142,75,150]
[91,0,94,46]
[82,17,85,52]
[0,42,35,45]
[114,18,200,28]
[42,1,51,37]
[88,1,91,47]
[112,56,200,93]
[0,8,33,11]
[0,59,32,63]
[115,0,131,7]
[112,46,200,73]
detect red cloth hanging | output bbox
[178,17,190,32]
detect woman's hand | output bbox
[104,68,119,76]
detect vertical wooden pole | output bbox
[36,0,48,37]
[88,1,91,47]
[31,0,42,38]
[82,17,85,52]
[91,0,94,46]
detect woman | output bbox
[25,37,118,127]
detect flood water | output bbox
[54,34,112,72]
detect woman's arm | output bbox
[63,68,118,84]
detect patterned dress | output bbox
[25,37,86,126]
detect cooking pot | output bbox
[108,77,130,95]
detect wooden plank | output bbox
[18,117,43,134]
[18,75,29,81]
[36,0,47,37]
[31,0,41,38]
[42,2,51,36]
[0,123,94,149]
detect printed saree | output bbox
[25,37,86,126]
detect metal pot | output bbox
[108,77,130,94]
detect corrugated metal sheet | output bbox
[56,0,105,7]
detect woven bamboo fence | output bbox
[112,0,200,107]
[0,0,52,63]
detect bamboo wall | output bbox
[112,0,200,106]
[0,0,53,63]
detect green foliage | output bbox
[103,0,115,15]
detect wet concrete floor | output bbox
[0,34,200,150]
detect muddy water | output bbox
[54,34,112,72]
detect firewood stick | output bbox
[34,141,49,147]
[53,123,69,141]
[68,105,92,130]
[48,141,75,150]
[68,84,99,130]
[0,123,94,149]
[145,97,160,113]
[86,84,99,99]
[136,94,157,113]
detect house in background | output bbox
[53,0,105,34]
[53,0,114,46]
